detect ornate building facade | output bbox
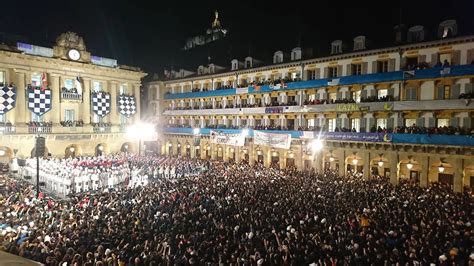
[147,20,474,192]
[0,32,146,161]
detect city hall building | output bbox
[0,32,145,161]
[146,20,474,192]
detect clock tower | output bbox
[53,32,91,63]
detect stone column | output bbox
[336,149,346,177]
[50,74,61,125]
[315,153,323,174]
[249,144,255,166]
[388,152,399,186]
[418,155,430,187]
[452,158,463,192]
[109,81,119,125]
[295,146,303,171]
[279,151,285,169]
[133,84,141,123]
[211,143,217,160]
[362,152,370,180]
[15,72,26,124]
[82,78,91,124]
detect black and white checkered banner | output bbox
[28,87,52,116]
[92,92,111,117]
[118,95,137,117]
[0,85,16,114]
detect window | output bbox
[64,79,74,89]
[439,53,452,65]
[351,90,361,103]
[405,118,417,127]
[351,64,362,75]
[307,69,317,80]
[376,119,387,129]
[328,92,337,102]
[328,67,338,78]
[443,86,450,99]
[437,118,449,127]
[377,61,389,73]
[0,114,5,123]
[216,82,222,89]
[245,60,251,68]
[328,118,336,132]
[331,44,341,54]
[93,81,102,92]
[0,71,5,84]
[64,109,75,121]
[119,84,127,95]
[405,57,418,70]
[31,112,43,122]
[31,73,42,87]
[378,89,388,99]
[308,118,315,127]
[291,72,297,80]
[351,118,360,132]
[92,113,100,123]
[232,62,238,70]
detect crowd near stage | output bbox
[0,154,472,265]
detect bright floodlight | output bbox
[311,139,323,152]
[127,122,156,141]
[241,129,249,137]
[438,165,445,173]
[193,128,200,135]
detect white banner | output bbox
[210,130,245,146]
[301,131,315,139]
[254,130,292,149]
[236,87,249,94]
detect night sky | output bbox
[1,0,473,78]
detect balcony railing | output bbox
[163,127,474,147]
[0,125,15,134]
[93,126,111,133]
[61,92,82,101]
[164,65,474,100]
[28,126,52,134]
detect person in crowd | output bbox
[1,156,472,265]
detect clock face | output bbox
[68,49,81,61]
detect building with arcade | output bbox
[0,32,146,161]
[146,20,474,192]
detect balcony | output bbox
[61,92,82,101]
[28,125,52,134]
[164,64,474,100]
[93,125,112,133]
[0,125,15,134]
[163,127,474,147]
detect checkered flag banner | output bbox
[118,95,137,117]
[0,85,17,114]
[28,87,52,116]
[92,92,111,117]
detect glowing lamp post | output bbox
[127,122,157,156]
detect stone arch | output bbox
[95,143,109,156]
[345,154,363,174]
[370,154,390,178]
[121,142,134,153]
[398,158,421,184]
[429,160,454,188]
[324,151,340,171]
[0,146,13,164]
[65,144,82,158]
[30,146,50,158]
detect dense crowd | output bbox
[0,157,472,265]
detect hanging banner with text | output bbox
[236,87,249,94]
[322,132,391,142]
[254,130,292,149]
[210,130,245,146]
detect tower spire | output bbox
[212,10,221,28]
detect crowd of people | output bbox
[0,157,472,265]
[19,155,206,197]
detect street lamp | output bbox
[329,156,335,162]
[69,147,75,158]
[0,149,5,156]
[352,159,358,165]
[378,160,384,167]
[438,163,445,173]
[127,122,157,156]
[406,161,414,170]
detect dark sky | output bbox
[1,0,473,78]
